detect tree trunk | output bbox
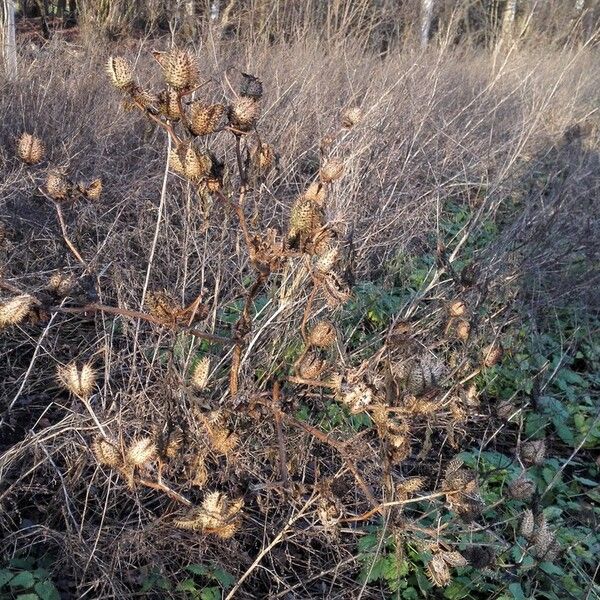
[1,0,17,78]
[500,0,517,47]
[421,0,434,48]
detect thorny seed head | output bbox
[158,88,182,121]
[508,472,536,500]
[209,426,239,456]
[106,56,134,90]
[396,477,426,495]
[320,158,344,183]
[314,246,339,274]
[520,439,546,466]
[298,352,326,380]
[341,382,373,414]
[426,553,451,587]
[520,508,535,539]
[0,295,35,329]
[448,299,467,317]
[17,133,45,165]
[92,437,122,468]
[455,319,471,341]
[251,142,275,171]
[308,320,337,348]
[341,106,362,129]
[174,492,244,539]
[47,271,75,297]
[160,48,199,91]
[228,97,260,132]
[482,342,503,367]
[46,171,70,201]
[83,178,102,202]
[192,356,211,390]
[440,551,468,567]
[189,450,208,488]
[304,181,327,204]
[126,437,157,467]
[189,102,225,136]
[57,362,97,399]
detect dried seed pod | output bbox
[161,48,199,91]
[169,148,185,175]
[508,472,536,500]
[455,319,471,341]
[47,272,75,297]
[396,477,426,495]
[183,145,212,181]
[251,142,275,171]
[520,439,546,466]
[83,178,102,202]
[144,290,178,320]
[228,97,260,132]
[448,299,467,317]
[131,86,158,110]
[520,508,535,539]
[126,437,157,467]
[482,343,503,367]
[209,426,239,455]
[308,320,337,348]
[287,197,323,246]
[341,106,362,128]
[158,88,182,120]
[440,551,468,567]
[174,492,244,539]
[189,102,224,136]
[298,352,325,379]
[189,451,208,488]
[240,72,263,99]
[406,355,446,394]
[106,56,134,90]
[320,159,344,183]
[341,382,373,414]
[159,428,183,459]
[426,554,451,587]
[0,295,35,328]
[192,356,211,390]
[92,437,122,467]
[496,400,516,420]
[314,246,339,274]
[304,181,327,204]
[533,518,556,558]
[46,171,70,201]
[17,133,45,165]
[57,362,97,398]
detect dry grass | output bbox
[0,30,599,598]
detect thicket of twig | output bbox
[0,30,598,599]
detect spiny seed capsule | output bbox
[126,437,157,466]
[251,142,275,171]
[298,352,325,379]
[189,102,224,136]
[482,343,503,367]
[131,86,158,110]
[158,89,182,121]
[520,508,535,539]
[57,362,97,398]
[520,439,546,465]
[448,299,467,317]
[320,159,344,183]
[17,133,45,165]
[309,321,337,348]
[106,56,134,90]
[304,181,327,204]
[84,179,102,201]
[228,97,260,132]
[191,356,211,390]
[314,246,339,273]
[0,295,35,328]
[46,171,70,201]
[92,437,122,467]
[47,272,75,297]
[161,48,199,91]
[341,106,362,128]
[455,319,471,341]
[508,473,536,500]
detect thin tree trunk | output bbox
[1,0,17,78]
[421,0,434,48]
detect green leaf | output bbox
[186,564,210,577]
[509,582,527,600]
[539,562,565,576]
[9,559,35,570]
[34,581,60,600]
[177,578,199,593]
[9,572,35,589]
[211,568,235,589]
[200,586,221,600]
[0,569,14,588]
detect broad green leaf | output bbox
[34,580,60,600]
[200,586,221,600]
[186,564,210,577]
[9,571,35,589]
[211,568,235,589]
[540,562,565,576]
[177,578,199,593]
[0,569,14,588]
[509,582,527,600]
